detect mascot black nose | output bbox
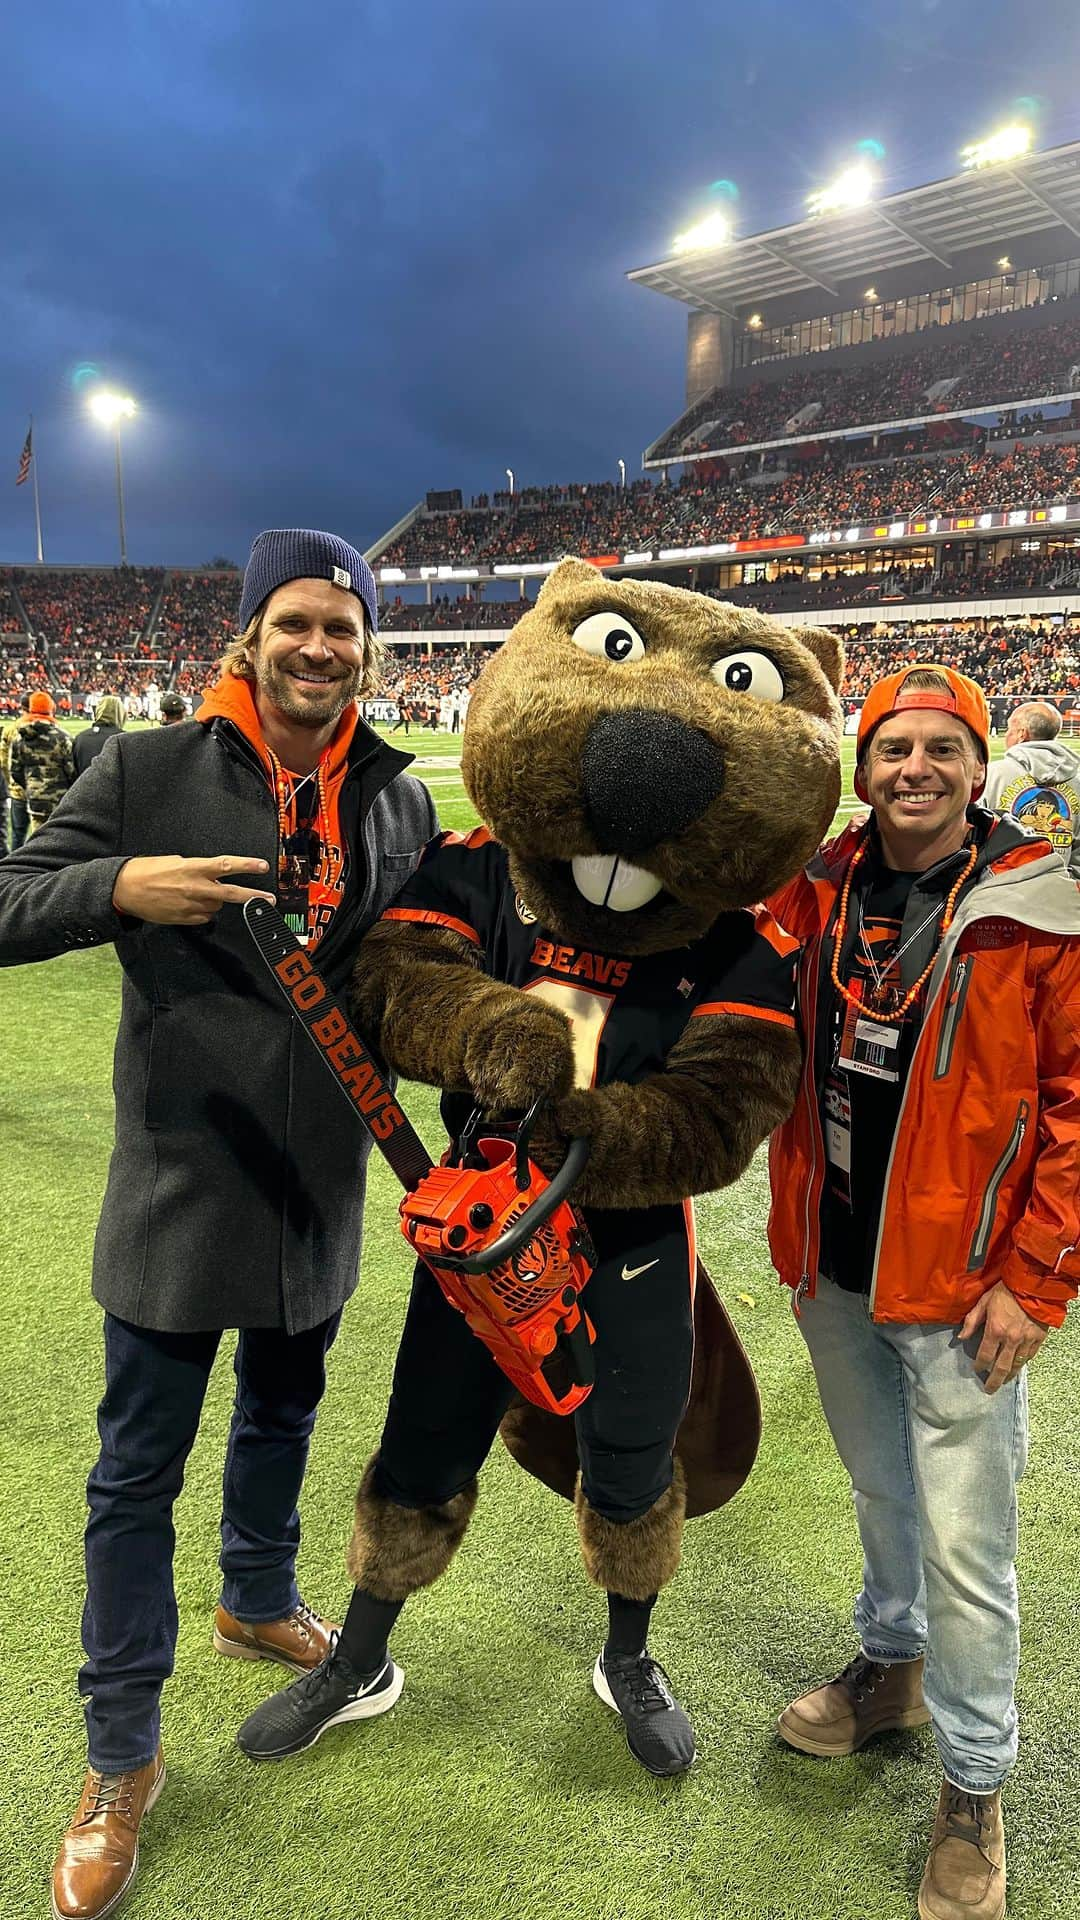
[581,708,725,855]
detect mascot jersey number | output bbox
[237,558,843,1778]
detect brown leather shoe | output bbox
[777,1652,930,1756]
[212,1599,337,1674]
[918,1779,1006,1920]
[51,1747,164,1920]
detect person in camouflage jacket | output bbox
[9,691,75,831]
[0,691,33,850]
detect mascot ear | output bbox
[537,556,604,602]
[789,624,844,694]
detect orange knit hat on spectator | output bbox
[854,663,990,801]
[28,691,55,717]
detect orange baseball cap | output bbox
[854,663,990,801]
[28,690,56,717]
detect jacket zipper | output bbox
[967,1099,1030,1271]
[795,933,824,1311]
[867,927,956,1317]
[932,954,972,1080]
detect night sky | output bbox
[3,0,1077,569]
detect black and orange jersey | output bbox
[381,827,798,1095]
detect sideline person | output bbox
[72,694,127,775]
[767,664,1080,1920]
[983,698,1080,879]
[8,688,75,832]
[0,689,32,850]
[0,529,435,1920]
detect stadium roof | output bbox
[628,141,1080,316]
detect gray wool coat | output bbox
[0,714,436,1332]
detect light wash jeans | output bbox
[796,1274,1029,1793]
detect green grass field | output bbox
[2,727,1078,1920]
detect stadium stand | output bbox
[18,569,163,653]
[155,573,238,656]
[835,622,1079,700]
[377,431,1080,572]
[380,595,531,630]
[648,311,1080,462]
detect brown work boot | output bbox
[778,1651,930,1756]
[212,1599,337,1674]
[51,1747,164,1920]
[919,1779,1006,1920]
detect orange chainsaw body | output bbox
[399,1135,595,1415]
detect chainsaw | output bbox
[243,899,596,1415]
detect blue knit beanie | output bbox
[238,529,379,636]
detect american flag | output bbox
[15,425,32,487]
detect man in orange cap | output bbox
[768,663,1080,1920]
[8,688,75,830]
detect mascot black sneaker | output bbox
[593,1649,696,1776]
[236,1636,404,1761]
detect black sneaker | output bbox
[236,1635,404,1761]
[593,1649,696,1777]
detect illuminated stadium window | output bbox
[737,257,1080,367]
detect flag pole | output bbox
[30,416,43,564]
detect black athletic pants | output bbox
[375,1203,696,1523]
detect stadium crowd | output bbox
[380,595,531,630]
[654,310,1080,459]
[17,569,164,653]
[838,621,1080,700]
[3,536,1080,719]
[378,431,1080,571]
[154,573,238,655]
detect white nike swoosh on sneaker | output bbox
[621,1260,659,1281]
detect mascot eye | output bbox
[571,612,646,664]
[711,651,785,703]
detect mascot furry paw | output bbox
[237,559,842,1777]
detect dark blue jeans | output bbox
[78,1309,341,1771]
[8,795,29,851]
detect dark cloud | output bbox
[1,0,1078,563]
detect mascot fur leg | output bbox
[576,1459,686,1602]
[346,1453,478,1600]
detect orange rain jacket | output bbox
[768,816,1080,1330]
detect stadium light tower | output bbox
[618,458,626,488]
[88,390,137,565]
[961,124,1033,170]
[505,467,515,495]
[806,164,875,218]
[672,211,730,255]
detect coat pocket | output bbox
[933,955,973,1080]
[143,1005,173,1131]
[967,1098,1030,1271]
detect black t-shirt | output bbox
[381,827,798,1139]
[821,865,925,1292]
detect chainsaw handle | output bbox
[446,1134,591,1275]
[557,1310,596,1390]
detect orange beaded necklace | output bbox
[829,834,978,1025]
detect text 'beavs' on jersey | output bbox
[380,828,798,1094]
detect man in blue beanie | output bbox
[0,531,436,1920]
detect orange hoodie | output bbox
[197,673,359,949]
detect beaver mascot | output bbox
[238,558,843,1776]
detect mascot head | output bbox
[461,558,843,953]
